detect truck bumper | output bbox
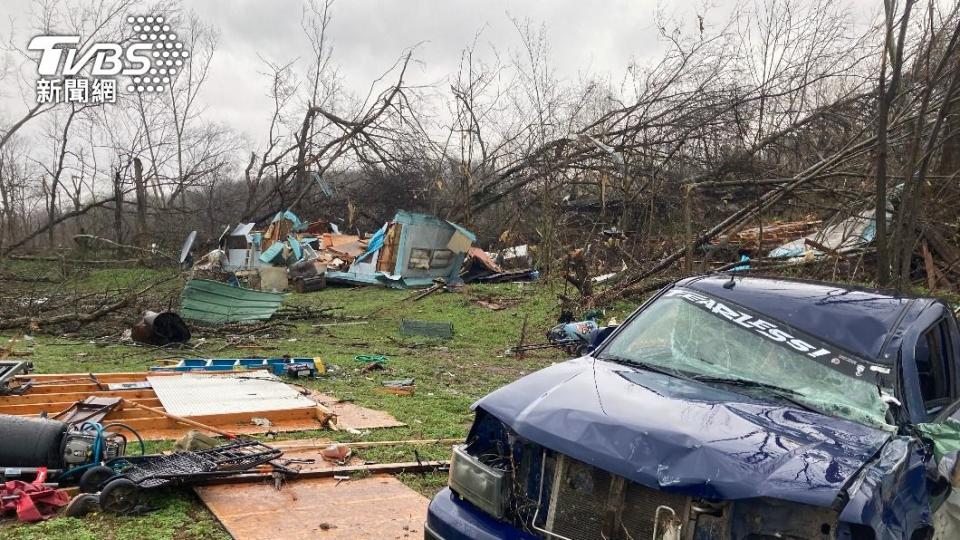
[425,487,539,540]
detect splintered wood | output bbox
[195,475,430,540]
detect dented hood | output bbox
[475,357,892,508]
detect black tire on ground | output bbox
[98,478,140,514]
[63,493,100,518]
[79,465,116,493]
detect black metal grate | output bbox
[111,439,282,488]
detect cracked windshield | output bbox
[601,293,892,430]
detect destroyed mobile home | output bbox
[428,275,960,540]
[193,210,494,295]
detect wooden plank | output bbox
[0,389,158,406]
[271,438,460,451]
[16,372,155,382]
[0,398,163,416]
[124,400,239,439]
[200,460,449,485]
[132,418,331,441]
[195,474,431,540]
[308,392,404,430]
[15,370,253,383]
[21,383,112,394]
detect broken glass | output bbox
[603,295,892,429]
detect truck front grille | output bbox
[539,454,690,540]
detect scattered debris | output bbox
[53,396,122,425]
[461,245,538,283]
[379,378,415,396]
[173,430,220,452]
[1,480,70,522]
[151,357,323,378]
[292,275,326,293]
[320,443,353,464]
[714,216,821,252]
[399,319,453,339]
[180,279,285,324]
[130,310,191,346]
[0,361,33,395]
[768,207,883,260]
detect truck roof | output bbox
[677,274,934,362]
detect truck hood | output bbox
[475,357,892,508]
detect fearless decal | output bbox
[663,288,891,380]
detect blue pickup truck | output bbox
[426,275,960,539]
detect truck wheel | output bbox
[98,478,140,514]
[79,465,116,493]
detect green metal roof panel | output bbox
[180,279,284,324]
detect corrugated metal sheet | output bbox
[180,279,284,324]
[148,371,315,416]
[230,223,255,237]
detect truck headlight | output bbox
[448,444,510,518]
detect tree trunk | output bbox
[114,168,124,244]
[133,158,148,247]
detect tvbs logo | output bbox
[28,15,189,103]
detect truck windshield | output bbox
[601,291,893,430]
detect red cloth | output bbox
[1,480,70,522]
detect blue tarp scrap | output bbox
[357,223,389,262]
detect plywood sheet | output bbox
[311,392,405,430]
[148,372,315,416]
[195,475,430,540]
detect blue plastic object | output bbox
[150,357,318,378]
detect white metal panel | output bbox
[147,371,316,417]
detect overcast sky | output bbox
[0,0,880,144]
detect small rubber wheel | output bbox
[98,478,141,514]
[79,465,116,493]
[63,493,100,518]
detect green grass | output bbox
[0,275,637,539]
[0,492,229,540]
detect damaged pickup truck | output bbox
[426,275,960,539]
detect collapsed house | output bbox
[325,211,476,288]
[192,210,480,292]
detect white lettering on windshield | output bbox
[662,288,882,378]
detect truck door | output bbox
[900,303,960,424]
[917,318,957,418]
